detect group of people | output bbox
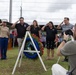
[0,17,42,60]
[0,16,76,75]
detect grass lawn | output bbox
[0,47,68,75]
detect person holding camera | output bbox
[57,24,76,75]
[11,17,29,50]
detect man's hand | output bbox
[59,21,64,26]
[63,32,69,41]
[11,20,19,28]
[16,20,19,23]
[57,21,63,29]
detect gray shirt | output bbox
[61,41,76,75]
[61,23,73,32]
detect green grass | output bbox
[0,48,68,75]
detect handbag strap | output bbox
[69,66,76,73]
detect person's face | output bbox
[19,18,24,24]
[49,23,53,28]
[64,18,69,24]
[33,21,37,26]
[73,25,76,40]
[2,21,7,26]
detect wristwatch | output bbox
[63,39,67,43]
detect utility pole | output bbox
[20,6,22,17]
[20,0,22,17]
[9,0,12,22]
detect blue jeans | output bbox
[0,38,1,58]
[0,38,8,59]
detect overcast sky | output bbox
[0,0,76,25]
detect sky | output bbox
[0,0,76,25]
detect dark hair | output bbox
[49,21,54,28]
[33,20,38,26]
[0,19,2,23]
[65,29,73,35]
[64,17,69,21]
[19,17,24,19]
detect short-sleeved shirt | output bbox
[15,23,29,38]
[60,41,76,75]
[61,23,73,32]
[44,26,57,41]
[30,25,40,37]
[0,26,9,38]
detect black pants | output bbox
[46,39,55,49]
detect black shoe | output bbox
[62,59,68,62]
[1,58,7,60]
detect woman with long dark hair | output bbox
[42,21,57,60]
[28,20,41,38]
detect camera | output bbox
[0,19,2,23]
[65,29,73,36]
[65,29,73,41]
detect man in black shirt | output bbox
[11,17,29,50]
[42,21,57,60]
